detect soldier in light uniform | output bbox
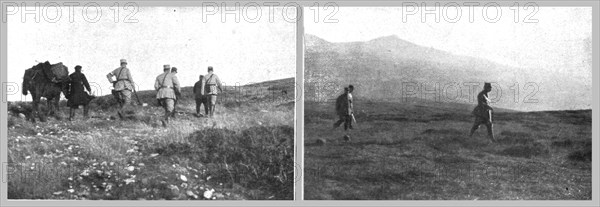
[170,67,181,118]
[106,59,135,119]
[469,82,496,142]
[200,66,222,117]
[154,65,180,127]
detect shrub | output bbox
[151,125,294,200]
[568,148,592,162]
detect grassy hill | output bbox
[7,78,295,200]
[304,99,592,200]
[304,34,591,111]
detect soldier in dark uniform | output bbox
[67,65,94,121]
[333,85,354,130]
[193,75,208,117]
[469,82,496,142]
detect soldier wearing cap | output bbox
[200,66,222,117]
[67,65,94,121]
[154,64,180,126]
[170,67,181,118]
[470,82,496,142]
[334,85,354,131]
[106,59,135,119]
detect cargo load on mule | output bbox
[31,61,70,83]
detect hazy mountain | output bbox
[304,34,590,111]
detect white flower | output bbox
[203,190,213,199]
[127,166,135,172]
[124,178,135,185]
[180,175,188,182]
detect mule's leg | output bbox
[32,95,43,122]
[46,97,54,117]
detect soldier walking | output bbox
[469,82,496,142]
[201,66,222,117]
[154,65,180,127]
[193,75,208,117]
[170,67,181,118]
[333,85,355,132]
[66,65,94,121]
[106,59,135,119]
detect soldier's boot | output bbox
[68,108,75,121]
[117,110,124,120]
[486,123,495,142]
[347,116,354,130]
[161,114,169,127]
[469,124,479,137]
[83,105,89,118]
[333,119,343,129]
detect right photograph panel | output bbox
[303,6,592,200]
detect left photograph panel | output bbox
[4,4,296,200]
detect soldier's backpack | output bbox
[335,93,347,115]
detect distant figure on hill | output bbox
[334,85,355,137]
[66,65,95,121]
[469,82,496,142]
[193,75,209,117]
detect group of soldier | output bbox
[332,83,496,143]
[64,59,222,127]
[64,58,496,139]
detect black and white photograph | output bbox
[304,6,592,200]
[5,4,296,200]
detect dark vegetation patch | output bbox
[499,142,549,159]
[567,148,592,162]
[150,126,294,200]
[497,131,535,145]
[422,128,463,136]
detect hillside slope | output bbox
[7,78,296,200]
[304,34,590,111]
[304,99,592,200]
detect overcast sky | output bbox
[7,6,296,101]
[305,7,592,111]
[306,6,591,72]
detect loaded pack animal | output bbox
[22,61,70,122]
